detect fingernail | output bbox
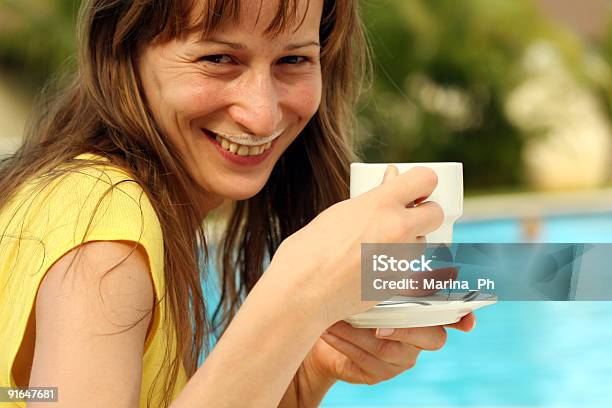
[376,328,395,338]
[382,165,398,183]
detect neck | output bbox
[197,194,226,221]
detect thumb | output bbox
[381,164,399,185]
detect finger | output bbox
[375,325,448,351]
[381,164,399,184]
[403,200,444,239]
[444,312,476,332]
[327,321,419,366]
[316,343,371,385]
[320,331,408,382]
[387,166,438,207]
[315,337,393,385]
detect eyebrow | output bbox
[202,39,321,51]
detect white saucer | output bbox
[345,292,497,328]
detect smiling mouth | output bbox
[203,129,274,157]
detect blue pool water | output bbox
[454,212,612,243]
[321,212,612,407]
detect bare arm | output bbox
[26,239,330,408]
[170,256,330,408]
[28,240,331,408]
[28,241,154,407]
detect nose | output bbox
[228,70,283,137]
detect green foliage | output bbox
[0,0,81,87]
[357,0,585,189]
[594,18,612,122]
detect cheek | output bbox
[164,79,226,120]
[188,80,228,111]
[286,78,322,120]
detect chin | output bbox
[224,189,264,201]
[206,178,269,202]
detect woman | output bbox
[0,0,474,407]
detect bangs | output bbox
[156,0,313,41]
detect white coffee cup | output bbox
[350,163,464,243]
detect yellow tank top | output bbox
[0,153,187,407]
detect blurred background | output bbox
[1,0,611,406]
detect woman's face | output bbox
[138,0,323,212]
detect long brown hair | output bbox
[0,0,371,406]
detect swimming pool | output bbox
[321,212,612,407]
[454,211,612,243]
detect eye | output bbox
[278,56,309,65]
[199,54,233,64]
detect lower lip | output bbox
[204,130,278,166]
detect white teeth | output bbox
[210,129,273,156]
[237,145,249,156]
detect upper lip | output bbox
[204,128,284,146]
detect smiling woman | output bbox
[136,0,327,205]
[0,1,473,407]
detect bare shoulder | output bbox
[37,240,154,328]
[30,240,155,407]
